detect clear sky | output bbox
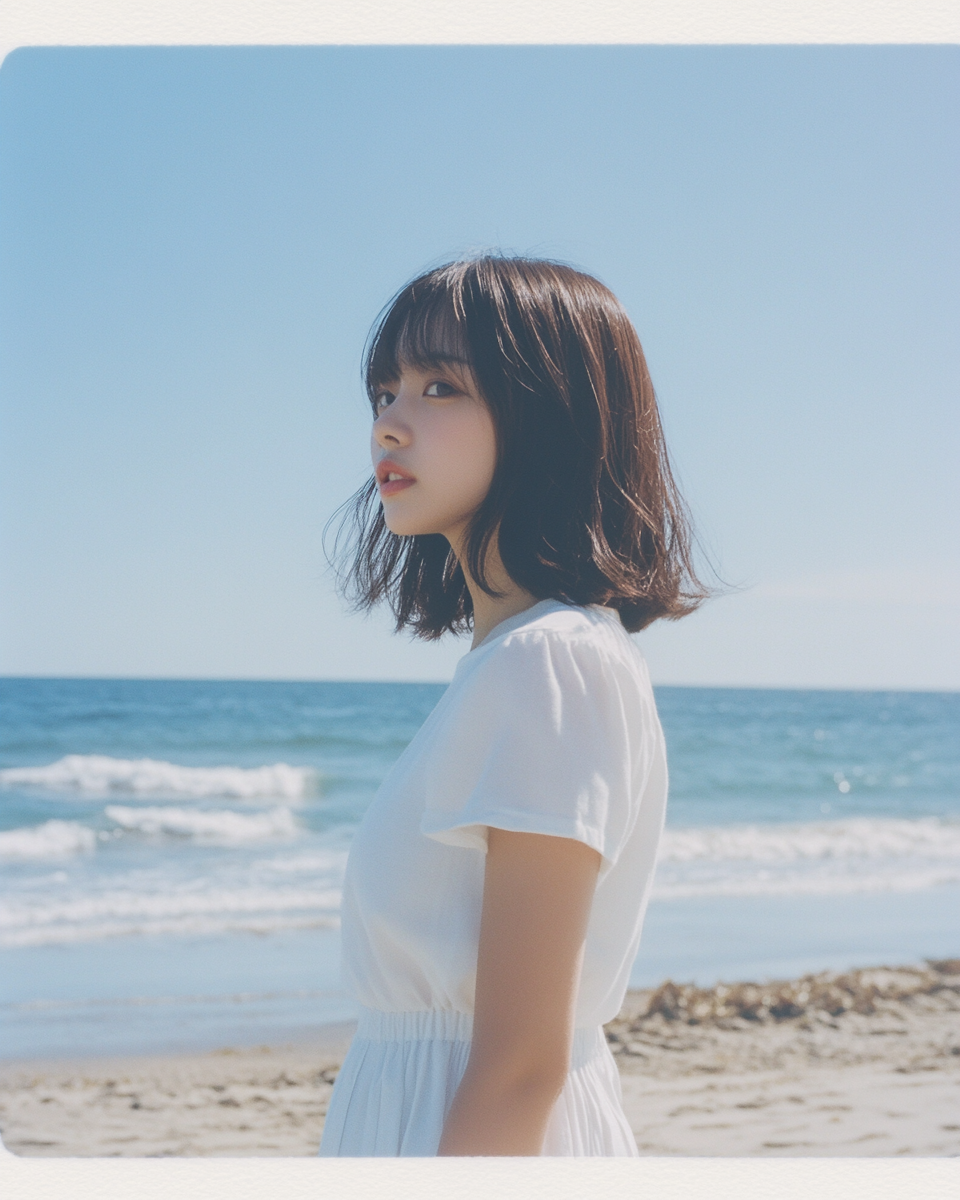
[0,46,957,689]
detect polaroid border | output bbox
[0,2,957,1197]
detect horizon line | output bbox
[0,674,957,696]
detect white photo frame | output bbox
[0,2,957,1197]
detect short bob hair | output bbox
[333,255,709,639]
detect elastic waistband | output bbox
[357,1006,473,1042]
[355,1006,608,1071]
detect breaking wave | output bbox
[0,755,315,800]
[3,810,957,945]
[0,882,343,948]
[658,816,960,864]
[0,820,96,861]
[104,805,298,844]
[654,816,960,899]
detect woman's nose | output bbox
[373,406,411,449]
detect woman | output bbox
[319,255,707,1156]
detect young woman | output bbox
[319,256,706,1157]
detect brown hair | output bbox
[331,255,710,639]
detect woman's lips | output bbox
[379,476,416,498]
[376,461,416,498]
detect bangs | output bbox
[365,282,474,398]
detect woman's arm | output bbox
[436,827,602,1156]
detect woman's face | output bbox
[371,359,497,545]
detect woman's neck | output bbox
[453,537,539,650]
[469,584,541,650]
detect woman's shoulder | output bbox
[465,600,651,689]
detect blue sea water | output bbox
[1,678,958,1060]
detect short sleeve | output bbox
[419,630,640,877]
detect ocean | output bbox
[1,678,958,1060]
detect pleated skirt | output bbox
[318,1006,638,1156]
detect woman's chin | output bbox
[382,513,441,539]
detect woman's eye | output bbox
[373,390,395,413]
[425,381,456,398]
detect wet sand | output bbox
[1,961,957,1157]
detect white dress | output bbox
[319,599,668,1156]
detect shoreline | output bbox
[1,960,957,1158]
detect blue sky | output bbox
[0,46,957,688]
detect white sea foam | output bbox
[104,805,298,844]
[1,913,341,948]
[653,866,960,900]
[3,814,957,947]
[0,755,315,799]
[255,849,352,874]
[658,816,960,864]
[0,820,96,861]
[653,816,960,900]
[0,882,342,947]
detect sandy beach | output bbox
[1,960,957,1158]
